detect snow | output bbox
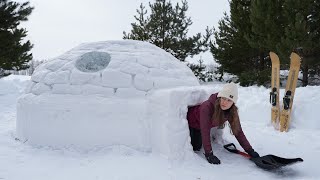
[1,76,320,179]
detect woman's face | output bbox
[220,97,234,110]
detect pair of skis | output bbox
[269,52,301,132]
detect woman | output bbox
[187,82,259,164]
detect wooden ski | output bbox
[279,52,301,132]
[269,52,280,128]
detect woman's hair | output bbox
[212,98,241,135]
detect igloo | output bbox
[17,40,211,159]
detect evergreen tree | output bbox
[247,0,286,86]
[0,0,34,77]
[308,0,320,84]
[248,0,284,52]
[279,0,320,86]
[123,0,212,62]
[187,58,207,82]
[249,0,320,86]
[211,0,266,86]
[213,0,320,86]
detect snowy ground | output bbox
[1,75,320,180]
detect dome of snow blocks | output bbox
[16,40,200,156]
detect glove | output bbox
[205,152,221,164]
[246,149,260,158]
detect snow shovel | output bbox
[223,143,303,170]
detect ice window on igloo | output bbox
[75,51,111,72]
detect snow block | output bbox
[17,94,150,151]
[146,86,209,160]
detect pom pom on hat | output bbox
[217,82,238,103]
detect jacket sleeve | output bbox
[234,122,253,152]
[199,101,214,154]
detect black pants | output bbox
[189,126,202,151]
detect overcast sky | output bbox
[18,0,229,62]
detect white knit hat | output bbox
[217,82,238,103]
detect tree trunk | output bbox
[260,52,265,70]
[302,64,308,87]
[0,69,4,78]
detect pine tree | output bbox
[211,0,267,86]
[248,0,284,52]
[279,0,320,86]
[0,0,34,77]
[245,0,320,86]
[308,0,320,84]
[123,0,212,62]
[187,58,207,82]
[247,0,285,86]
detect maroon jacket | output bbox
[187,93,252,154]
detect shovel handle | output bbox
[224,143,252,159]
[238,151,252,158]
[223,143,239,153]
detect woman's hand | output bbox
[246,149,260,158]
[205,152,221,164]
